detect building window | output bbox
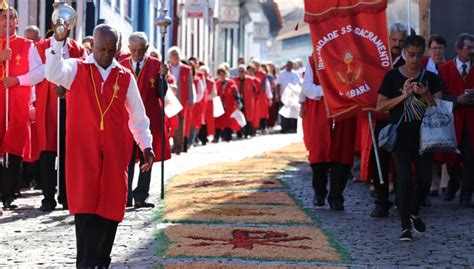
[115,0,121,13]
[105,0,111,5]
[124,0,132,20]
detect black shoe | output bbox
[370,205,389,218]
[39,201,56,212]
[134,201,155,208]
[429,190,439,197]
[126,201,133,208]
[410,215,426,233]
[444,190,456,201]
[313,197,325,207]
[329,200,344,211]
[3,198,18,210]
[400,229,412,241]
[421,198,432,207]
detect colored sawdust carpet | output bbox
[163,225,340,262]
[165,262,345,269]
[156,143,349,266]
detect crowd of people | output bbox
[0,7,307,214]
[301,22,474,241]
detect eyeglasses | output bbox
[462,46,474,50]
[405,51,425,58]
[429,46,445,51]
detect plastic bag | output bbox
[419,100,459,155]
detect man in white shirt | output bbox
[276,60,300,133]
[45,24,154,267]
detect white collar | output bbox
[456,57,471,69]
[426,57,438,74]
[84,54,119,73]
[132,57,146,67]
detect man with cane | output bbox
[0,4,43,209]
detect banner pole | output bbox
[4,0,11,168]
[368,112,384,185]
[407,0,412,34]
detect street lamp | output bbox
[155,0,172,200]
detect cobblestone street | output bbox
[1,132,474,268]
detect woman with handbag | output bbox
[377,35,443,241]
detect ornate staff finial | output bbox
[155,0,172,36]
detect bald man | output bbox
[45,24,154,267]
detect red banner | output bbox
[305,0,391,119]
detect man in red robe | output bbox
[301,55,356,210]
[234,64,257,138]
[439,33,474,207]
[45,24,155,267]
[35,23,87,211]
[252,59,272,132]
[168,46,195,154]
[246,64,262,132]
[0,7,44,209]
[121,31,171,208]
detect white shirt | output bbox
[15,39,44,86]
[45,41,152,151]
[302,63,323,100]
[425,57,438,74]
[276,70,301,97]
[169,62,195,105]
[131,58,146,75]
[456,57,471,76]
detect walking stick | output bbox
[3,0,11,168]
[156,0,172,200]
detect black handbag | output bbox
[378,115,404,151]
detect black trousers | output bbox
[127,144,152,203]
[371,120,393,208]
[40,151,57,206]
[392,152,432,230]
[1,154,22,204]
[58,98,67,205]
[311,162,351,203]
[75,214,118,268]
[198,125,208,145]
[215,128,232,142]
[447,128,474,202]
[281,116,297,133]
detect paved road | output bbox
[284,162,474,268]
[2,129,474,268]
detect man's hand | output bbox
[160,63,169,77]
[299,103,305,118]
[3,77,19,88]
[55,85,67,98]
[141,148,155,173]
[0,48,11,62]
[457,94,474,106]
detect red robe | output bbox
[170,64,193,137]
[166,74,179,137]
[204,77,216,136]
[35,38,85,153]
[255,71,270,120]
[191,71,206,129]
[66,61,132,222]
[0,35,33,157]
[438,60,474,164]
[303,57,356,165]
[120,56,171,162]
[251,75,263,128]
[215,79,239,131]
[233,76,256,123]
